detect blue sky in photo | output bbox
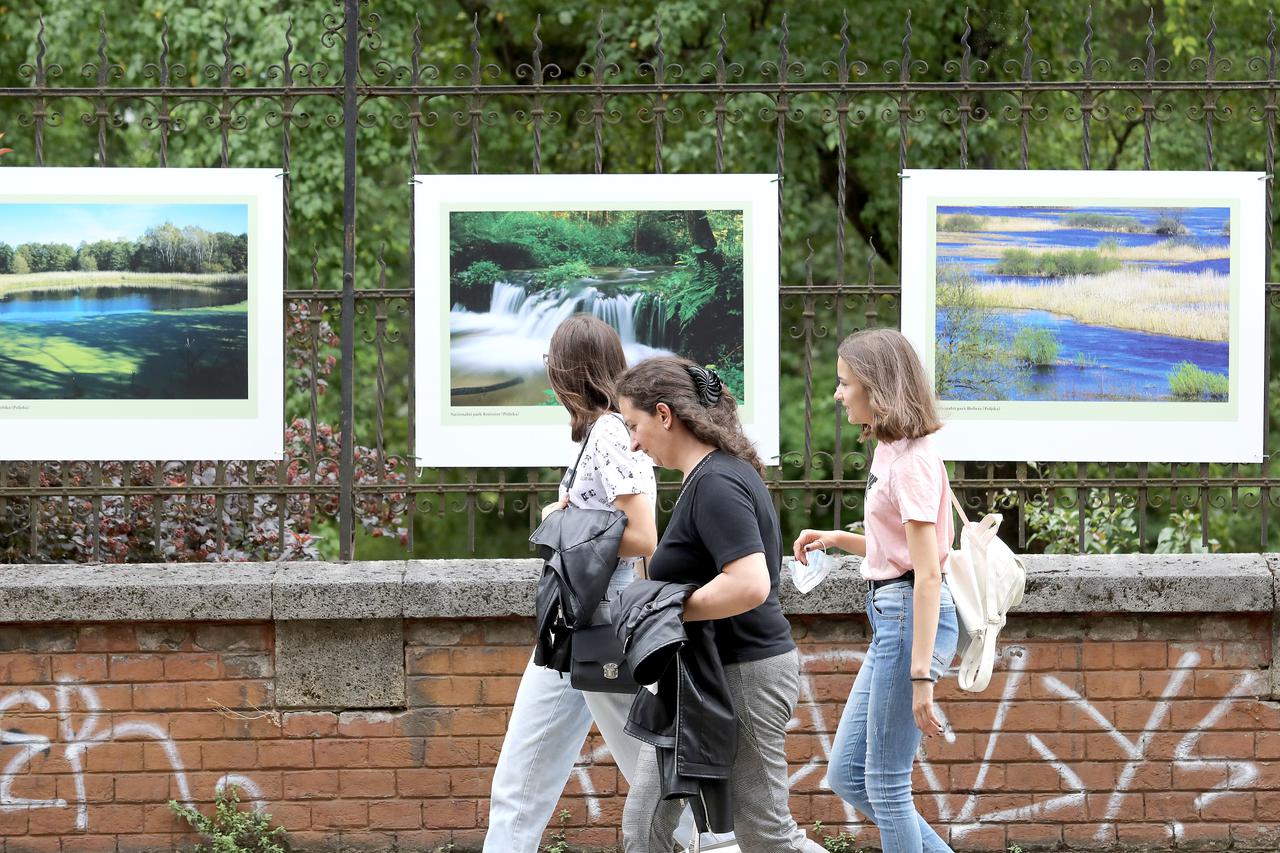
[0,203,249,246]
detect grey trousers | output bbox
[622,648,826,853]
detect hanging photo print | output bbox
[415,173,779,467]
[0,168,283,460]
[901,169,1264,463]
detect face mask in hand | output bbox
[789,546,835,594]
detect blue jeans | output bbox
[826,579,959,853]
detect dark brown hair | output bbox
[547,314,629,443]
[837,328,943,442]
[617,356,764,475]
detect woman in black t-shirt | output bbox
[617,356,825,853]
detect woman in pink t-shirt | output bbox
[792,328,960,853]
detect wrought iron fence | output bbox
[0,1,1276,561]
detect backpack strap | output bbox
[949,488,971,527]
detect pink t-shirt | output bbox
[861,434,953,581]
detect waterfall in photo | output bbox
[450,266,678,406]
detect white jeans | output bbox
[483,569,732,852]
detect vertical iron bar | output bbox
[1262,13,1277,548]
[406,14,423,556]
[1080,6,1094,170]
[277,19,296,560]
[338,0,359,559]
[833,11,851,532]
[1143,9,1157,170]
[1018,11,1032,170]
[33,18,48,166]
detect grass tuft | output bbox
[1168,361,1229,400]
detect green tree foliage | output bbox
[0,226,247,275]
[1,0,1274,556]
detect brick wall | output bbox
[0,621,442,853]
[0,557,1275,852]
[420,612,1280,852]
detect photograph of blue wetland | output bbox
[934,204,1230,403]
[0,203,249,401]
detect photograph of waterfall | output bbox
[901,169,1265,463]
[0,168,283,461]
[448,209,743,407]
[416,174,779,467]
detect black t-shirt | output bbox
[648,450,796,665]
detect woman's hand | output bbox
[912,680,944,737]
[541,497,569,522]
[792,529,828,564]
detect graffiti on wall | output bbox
[570,645,1264,841]
[0,676,264,830]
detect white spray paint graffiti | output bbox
[569,643,1266,838]
[215,773,267,813]
[0,676,260,830]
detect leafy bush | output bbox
[1012,488,1218,554]
[536,259,593,289]
[1153,214,1189,236]
[1011,327,1059,366]
[454,259,503,291]
[169,785,288,853]
[1022,490,1140,554]
[939,213,985,231]
[1156,508,1220,553]
[1064,212,1144,231]
[933,267,1025,398]
[1168,361,1229,400]
[993,248,1120,277]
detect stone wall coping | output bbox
[0,553,1272,622]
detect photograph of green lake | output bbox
[0,203,249,400]
[934,204,1231,403]
[447,208,745,408]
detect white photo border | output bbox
[414,173,780,468]
[0,168,284,461]
[901,168,1264,463]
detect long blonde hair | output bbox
[837,328,942,442]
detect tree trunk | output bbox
[685,211,723,273]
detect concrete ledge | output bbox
[403,559,542,618]
[0,554,1272,621]
[273,561,407,620]
[0,563,275,622]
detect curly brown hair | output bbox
[617,356,764,475]
[547,314,628,443]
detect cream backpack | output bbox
[946,491,1026,692]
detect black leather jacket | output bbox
[529,503,627,672]
[612,580,736,834]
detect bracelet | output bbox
[910,676,932,682]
